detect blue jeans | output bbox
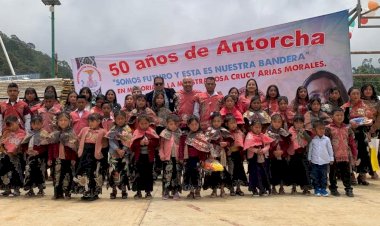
[310,163,328,190]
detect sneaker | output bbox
[320,189,329,197]
[173,192,180,200]
[314,188,321,197]
[330,190,340,197]
[162,194,169,200]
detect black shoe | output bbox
[121,192,128,199]
[145,192,152,199]
[37,190,45,196]
[330,190,340,197]
[134,192,142,199]
[236,190,245,196]
[110,192,116,199]
[25,189,35,197]
[346,190,354,197]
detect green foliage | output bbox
[353,58,380,93]
[0,32,72,78]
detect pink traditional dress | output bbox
[278,107,295,130]
[262,99,279,115]
[176,89,201,127]
[220,106,244,125]
[159,128,183,193]
[290,99,308,116]
[0,127,26,190]
[244,131,273,194]
[194,92,223,131]
[237,92,265,114]
[102,114,115,132]
[0,99,31,130]
[304,110,332,131]
[90,106,104,116]
[105,124,133,192]
[73,127,107,198]
[70,109,91,135]
[287,126,311,187]
[228,129,248,186]
[130,127,159,193]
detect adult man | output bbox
[193,77,223,130]
[176,77,200,128]
[146,77,177,112]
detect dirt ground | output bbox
[0,176,380,226]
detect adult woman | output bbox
[361,84,380,179]
[237,79,265,113]
[342,87,372,185]
[105,89,121,113]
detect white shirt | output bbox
[308,135,334,165]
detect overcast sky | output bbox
[1,0,379,69]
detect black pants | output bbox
[329,161,352,192]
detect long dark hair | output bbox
[79,87,93,103]
[105,89,118,104]
[245,79,259,97]
[44,85,58,101]
[328,87,344,106]
[24,87,40,103]
[361,84,379,102]
[64,91,78,107]
[265,85,280,100]
[303,70,349,103]
[292,86,309,112]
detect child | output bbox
[0,82,31,134]
[182,116,209,199]
[74,113,107,201]
[277,96,295,130]
[288,115,312,195]
[321,87,344,116]
[44,85,62,109]
[262,85,280,115]
[0,116,26,196]
[128,94,157,130]
[106,111,133,199]
[105,89,121,113]
[266,113,291,195]
[243,96,271,132]
[91,94,105,116]
[79,87,93,111]
[159,114,183,200]
[38,92,62,134]
[290,86,309,115]
[244,118,273,196]
[304,97,332,131]
[326,108,357,197]
[225,114,247,196]
[203,112,233,198]
[122,94,135,122]
[23,115,50,197]
[152,91,172,135]
[63,91,78,114]
[101,101,114,132]
[130,114,159,199]
[50,112,78,199]
[220,95,244,126]
[308,120,334,197]
[70,95,90,135]
[228,87,240,101]
[23,87,41,115]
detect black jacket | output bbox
[146,88,176,112]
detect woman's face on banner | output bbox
[307,77,336,103]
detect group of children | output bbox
[0,80,376,201]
